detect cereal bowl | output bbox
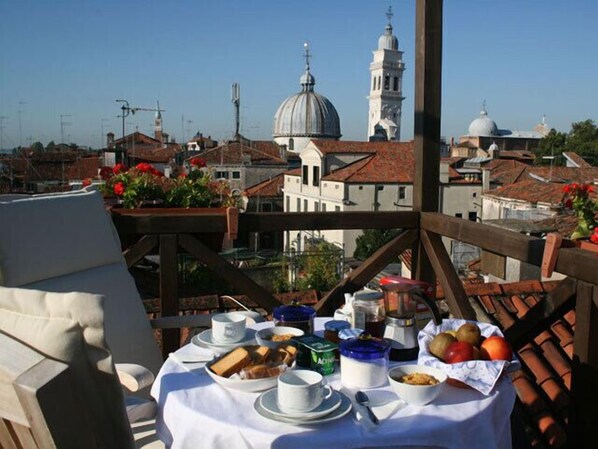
[255,326,304,349]
[388,364,447,406]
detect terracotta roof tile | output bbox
[244,173,284,197]
[310,139,403,155]
[562,152,593,168]
[198,141,286,166]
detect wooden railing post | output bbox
[569,281,598,448]
[159,234,179,358]
[413,0,443,286]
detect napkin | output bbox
[418,318,521,395]
[340,387,404,431]
[169,344,214,373]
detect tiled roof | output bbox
[66,156,101,180]
[322,142,415,183]
[486,159,529,185]
[244,173,284,197]
[491,165,598,186]
[311,139,409,155]
[446,280,573,448]
[284,167,302,176]
[484,179,566,205]
[199,142,286,166]
[562,152,592,168]
[129,145,180,164]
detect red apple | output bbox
[480,336,513,361]
[444,341,476,364]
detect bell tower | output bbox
[367,6,405,141]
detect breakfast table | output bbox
[151,318,516,449]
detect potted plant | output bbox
[562,182,598,251]
[101,159,241,251]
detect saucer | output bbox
[192,328,256,352]
[259,388,342,420]
[254,391,352,425]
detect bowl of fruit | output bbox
[417,319,518,395]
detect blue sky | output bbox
[1,0,597,149]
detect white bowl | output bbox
[388,364,448,406]
[255,326,305,349]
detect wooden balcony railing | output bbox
[112,208,598,447]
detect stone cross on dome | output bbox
[303,42,311,71]
[386,5,393,25]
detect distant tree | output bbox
[354,228,402,261]
[31,141,44,152]
[46,141,56,152]
[535,129,567,165]
[536,120,598,166]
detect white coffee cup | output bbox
[277,370,333,414]
[211,312,246,344]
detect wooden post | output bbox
[569,281,598,448]
[159,234,179,358]
[413,0,443,286]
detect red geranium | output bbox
[82,178,92,188]
[190,157,206,168]
[135,162,153,173]
[591,228,598,245]
[99,166,113,180]
[113,182,126,196]
[113,163,128,175]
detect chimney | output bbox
[482,168,490,192]
[107,132,115,150]
[199,133,205,151]
[439,161,450,184]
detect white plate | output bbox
[192,328,257,353]
[254,391,352,426]
[259,388,342,420]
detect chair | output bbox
[0,190,262,447]
[0,331,100,449]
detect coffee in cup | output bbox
[211,312,246,344]
[277,370,333,414]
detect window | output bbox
[215,171,229,179]
[304,199,308,211]
[312,166,320,186]
[335,185,339,189]
[469,212,477,222]
[359,186,363,190]
[296,198,300,212]
[372,78,376,91]
[399,186,406,200]
[393,76,399,91]
[384,75,390,90]
[286,195,290,212]
[335,206,341,212]
[455,213,463,219]
[261,203,273,212]
[377,76,381,90]
[322,203,327,212]
[314,202,319,212]
[232,171,241,179]
[289,138,294,151]
[473,192,477,198]
[377,185,384,191]
[302,165,308,185]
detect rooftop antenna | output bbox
[232,82,240,139]
[18,101,26,148]
[0,116,8,151]
[542,146,556,181]
[60,114,72,144]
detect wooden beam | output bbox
[413,0,443,287]
[159,234,179,358]
[240,211,419,232]
[421,212,598,284]
[315,229,418,316]
[178,234,281,313]
[420,230,476,320]
[122,234,158,268]
[503,277,577,351]
[568,282,598,449]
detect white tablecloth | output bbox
[151,318,515,449]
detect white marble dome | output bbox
[273,64,341,152]
[378,23,399,50]
[468,107,498,136]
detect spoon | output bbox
[355,391,379,425]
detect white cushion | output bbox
[0,286,135,448]
[0,190,122,286]
[25,263,164,376]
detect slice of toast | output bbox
[249,345,271,364]
[210,347,252,378]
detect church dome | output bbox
[378,23,399,50]
[273,55,341,140]
[468,107,498,136]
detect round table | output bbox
[151,318,515,449]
